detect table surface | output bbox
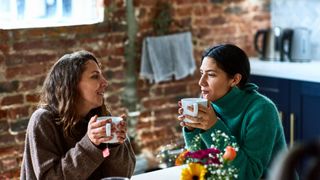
[131,165,184,180]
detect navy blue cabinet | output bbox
[250,75,320,145]
[290,81,320,142]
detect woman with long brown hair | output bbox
[20,50,135,179]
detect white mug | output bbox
[181,98,208,123]
[97,116,123,143]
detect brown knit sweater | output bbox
[20,108,136,180]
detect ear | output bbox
[230,73,242,87]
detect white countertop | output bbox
[250,57,320,83]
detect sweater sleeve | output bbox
[182,128,207,151]
[100,138,136,178]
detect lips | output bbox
[201,90,209,98]
[97,91,104,96]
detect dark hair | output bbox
[39,50,108,137]
[270,139,320,180]
[201,44,250,89]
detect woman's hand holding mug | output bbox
[178,98,219,130]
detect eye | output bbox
[208,73,216,77]
[91,74,99,79]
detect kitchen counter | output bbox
[250,57,320,83]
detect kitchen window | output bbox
[0,0,104,29]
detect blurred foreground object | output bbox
[269,139,320,180]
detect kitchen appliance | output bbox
[280,27,311,62]
[254,27,282,61]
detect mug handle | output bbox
[106,123,111,136]
[190,103,198,117]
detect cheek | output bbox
[78,83,94,98]
[209,81,230,99]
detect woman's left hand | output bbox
[182,104,218,130]
[115,114,128,144]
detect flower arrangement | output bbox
[176,130,239,180]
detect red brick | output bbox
[26,93,40,103]
[142,98,168,109]
[154,106,178,117]
[0,157,18,172]
[0,109,7,119]
[20,78,43,91]
[5,53,56,67]
[0,169,21,179]
[174,6,193,17]
[0,133,15,147]
[6,106,30,120]
[208,16,227,25]
[133,0,157,6]
[138,110,152,118]
[6,64,48,80]
[154,118,179,127]
[136,121,152,129]
[1,95,23,106]
[13,39,76,51]
[163,84,187,95]
[105,57,125,68]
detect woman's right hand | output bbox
[87,115,113,146]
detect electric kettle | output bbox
[254,27,282,61]
[280,27,311,62]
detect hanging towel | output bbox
[140,32,196,83]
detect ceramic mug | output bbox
[97,116,123,143]
[181,98,208,123]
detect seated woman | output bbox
[20,50,136,179]
[178,44,287,180]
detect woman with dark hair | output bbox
[20,50,136,179]
[178,44,287,180]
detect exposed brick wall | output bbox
[0,0,270,178]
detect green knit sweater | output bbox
[183,83,287,180]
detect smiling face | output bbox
[199,57,240,101]
[77,60,108,116]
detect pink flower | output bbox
[185,148,221,165]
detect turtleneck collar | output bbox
[211,83,258,119]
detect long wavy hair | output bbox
[39,50,109,137]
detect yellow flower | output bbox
[180,163,207,180]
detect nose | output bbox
[198,74,206,87]
[101,76,108,88]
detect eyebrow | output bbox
[200,69,217,73]
[90,70,100,74]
